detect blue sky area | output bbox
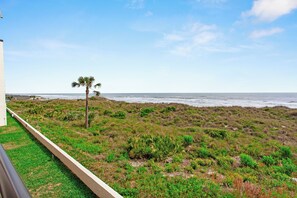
[1,0,297,93]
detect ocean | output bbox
[33,93,297,109]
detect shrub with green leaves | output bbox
[262,155,276,166]
[111,111,126,119]
[140,108,154,117]
[278,158,297,176]
[204,129,228,139]
[279,146,292,159]
[197,147,211,158]
[196,159,214,166]
[106,153,116,163]
[103,110,113,115]
[182,135,194,146]
[217,156,234,169]
[165,163,174,173]
[161,106,176,113]
[62,112,83,121]
[127,135,182,161]
[240,154,258,168]
[27,107,43,115]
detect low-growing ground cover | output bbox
[0,113,95,197]
[7,98,297,197]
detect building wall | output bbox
[0,40,7,126]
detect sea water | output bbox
[33,93,297,109]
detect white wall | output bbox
[0,40,7,126]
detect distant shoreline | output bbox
[5,93,297,109]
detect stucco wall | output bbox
[0,40,7,126]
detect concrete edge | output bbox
[7,108,122,198]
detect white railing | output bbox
[7,108,122,198]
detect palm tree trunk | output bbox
[85,87,89,128]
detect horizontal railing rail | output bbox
[7,108,122,198]
[0,144,31,198]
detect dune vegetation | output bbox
[7,98,297,197]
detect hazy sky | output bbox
[1,0,297,93]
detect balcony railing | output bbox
[0,145,31,198]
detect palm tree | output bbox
[72,76,101,128]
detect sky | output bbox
[1,0,297,93]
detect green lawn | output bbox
[0,113,96,198]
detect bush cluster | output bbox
[127,135,182,161]
[279,146,292,159]
[261,155,276,166]
[111,111,126,119]
[161,106,176,113]
[140,108,154,117]
[240,154,258,168]
[273,158,297,176]
[182,135,194,146]
[204,129,228,139]
[63,112,83,121]
[197,147,212,158]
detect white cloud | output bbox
[244,0,297,22]
[159,22,219,56]
[145,11,153,17]
[127,0,145,9]
[193,31,217,44]
[164,34,185,42]
[250,28,284,39]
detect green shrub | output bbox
[27,107,43,115]
[137,167,148,174]
[165,164,174,173]
[197,147,211,158]
[196,159,214,166]
[127,135,182,161]
[191,161,198,170]
[280,158,296,176]
[172,155,183,163]
[111,111,126,119]
[262,155,276,166]
[204,129,228,139]
[272,172,291,181]
[140,108,154,117]
[161,106,176,113]
[44,111,55,118]
[63,113,76,121]
[103,110,113,115]
[279,146,292,159]
[240,154,258,168]
[217,156,234,169]
[182,135,193,146]
[137,175,224,198]
[106,153,116,163]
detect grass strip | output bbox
[0,113,96,197]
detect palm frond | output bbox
[78,76,85,86]
[94,91,100,96]
[89,76,95,82]
[87,76,95,87]
[94,83,101,88]
[84,77,89,86]
[71,82,80,88]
